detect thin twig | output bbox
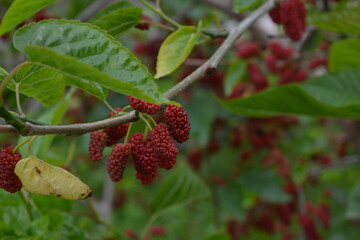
[164,0,275,99]
[138,0,181,28]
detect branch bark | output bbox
[0,0,275,136]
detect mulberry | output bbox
[267,42,293,60]
[107,143,131,182]
[130,133,157,184]
[0,147,22,193]
[280,0,306,41]
[104,108,129,146]
[269,6,282,24]
[247,62,268,91]
[128,96,160,114]
[149,123,178,170]
[236,43,261,59]
[135,15,151,30]
[88,130,107,162]
[297,215,321,240]
[265,54,278,73]
[308,57,328,70]
[163,105,190,143]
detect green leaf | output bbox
[329,39,360,72]
[308,7,360,35]
[13,19,167,104]
[155,26,201,78]
[28,216,49,236]
[0,0,58,35]
[233,0,264,12]
[219,70,360,118]
[204,232,231,240]
[347,181,360,220]
[151,164,211,213]
[91,7,141,36]
[224,59,246,95]
[91,1,134,21]
[0,64,64,106]
[90,2,141,36]
[187,90,218,147]
[237,169,290,203]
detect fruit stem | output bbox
[103,100,116,113]
[139,114,153,131]
[143,113,157,128]
[27,136,39,157]
[13,138,31,153]
[124,122,133,144]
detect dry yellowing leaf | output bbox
[14,156,92,200]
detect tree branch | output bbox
[0,0,275,136]
[164,0,275,99]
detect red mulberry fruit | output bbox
[267,42,293,60]
[297,214,321,240]
[135,15,151,30]
[280,0,306,41]
[89,130,107,162]
[104,108,129,147]
[163,105,190,143]
[308,57,328,70]
[148,123,178,170]
[236,42,261,59]
[107,143,131,182]
[130,133,158,184]
[0,147,22,193]
[247,62,268,91]
[269,6,282,24]
[128,96,160,114]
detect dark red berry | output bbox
[297,215,321,240]
[269,6,282,24]
[265,54,278,73]
[88,130,107,162]
[128,96,160,114]
[280,0,306,41]
[130,133,158,184]
[107,143,131,182]
[135,15,151,30]
[163,105,190,143]
[187,148,203,170]
[150,226,167,236]
[308,57,328,70]
[294,69,308,83]
[247,62,268,91]
[236,42,261,59]
[315,202,331,229]
[149,123,178,170]
[0,147,22,193]
[267,42,293,60]
[104,108,129,147]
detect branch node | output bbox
[205,67,216,75]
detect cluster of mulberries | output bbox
[88,99,190,184]
[88,108,129,162]
[269,0,307,41]
[269,0,306,41]
[0,147,23,193]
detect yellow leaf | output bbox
[14,156,92,200]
